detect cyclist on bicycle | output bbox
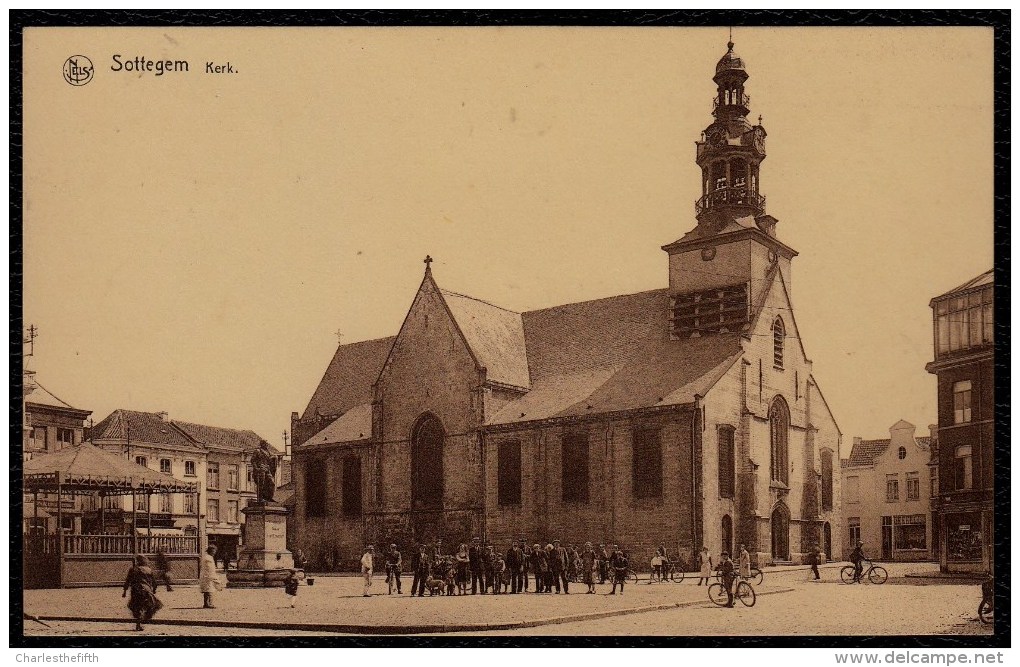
[849,541,866,584]
[717,551,736,607]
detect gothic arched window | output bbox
[769,396,790,485]
[773,317,786,369]
[411,413,445,509]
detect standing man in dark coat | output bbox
[410,544,430,597]
[531,544,549,593]
[597,544,610,584]
[809,544,821,581]
[468,537,485,594]
[521,539,532,591]
[506,540,524,594]
[551,540,569,594]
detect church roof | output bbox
[300,336,395,421]
[303,402,373,447]
[487,290,743,426]
[441,289,530,389]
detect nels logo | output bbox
[63,55,94,86]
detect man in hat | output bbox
[849,541,866,584]
[597,544,610,584]
[506,540,524,594]
[521,539,532,591]
[551,540,569,594]
[410,543,430,597]
[360,545,375,597]
[386,543,403,594]
[469,537,485,594]
[717,551,737,607]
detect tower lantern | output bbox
[695,41,769,227]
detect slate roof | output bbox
[441,289,530,389]
[845,436,931,468]
[25,380,90,414]
[174,421,278,454]
[90,410,204,452]
[300,336,395,421]
[302,403,373,447]
[933,269,993,301]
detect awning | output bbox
[23,442,198,495]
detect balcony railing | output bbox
[695,187,765,217]
[713,94,751,113]
[62,533,199,555]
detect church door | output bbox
[771,505,790,561]
[411,414,445,510]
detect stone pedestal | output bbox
[226,502,296,588]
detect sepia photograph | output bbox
[11,12,1007,652]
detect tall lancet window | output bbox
[773,317,786,369]
[769,396,790,485]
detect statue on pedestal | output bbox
[250,442,278,503]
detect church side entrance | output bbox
[771,504,790,561]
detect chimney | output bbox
[928,423,938,443]
[852,436,862,447]
[157,411,169,422]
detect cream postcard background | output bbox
[23,27,993,451]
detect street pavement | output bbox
[22,562,992,637]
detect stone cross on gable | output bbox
[424,255,433,268]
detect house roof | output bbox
[24,380,91,415]
[90,410,205,452]
[174,421,277,454]
[441,289,530,389]
[300,336,395,421]
[23,442,197,494]
[933,269,993,301]
[302,403,373,447]
[845,435,931,468]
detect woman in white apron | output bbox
[697,545,713,586]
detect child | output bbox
[284,569,299,607]
[443,557,457,596]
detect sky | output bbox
[22,26,993,455]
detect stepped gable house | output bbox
[290,41,842,570]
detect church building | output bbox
[289,41,842,571]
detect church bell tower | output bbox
[662,40,797,338]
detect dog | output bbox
[425,577,446,596]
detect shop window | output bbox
[946,513,983,561]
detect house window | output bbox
[935,286,993,356]
[633,426,664,499]
[305,459,327,518]
[183,493,196,514]
[848,517,861,548]
[769,396,790,485]
[773,317,786,369]
[135,456,148,468]
[953,380,973,424]
[159,494,173,513]
[246,465,253,491]
[561,433,590,503]
[227,464,239,491]
[930,466,939,498]
[56,428,74,449]
[33,427,47,450]
[135,493,148,511]
[906,472,920,501]
[226,500,239,524]
[207,463,220,490]
[184,460,196,477]
[846,475,860,504]
[497,440,522,506]
[160,459,172,474]
[886,475,899,502]
[894,515,927,550]
[954,445,973,490]
[103,494,120,510]
[342,456,362,517]
[207,499,219,523]
[717,426,735,499]
[898,447,907,460]
[820,448,834,511]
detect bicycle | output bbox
[715,567,763,586]
[708,578,756,607]
[840,559,887,585]
[648,560,686,583]
[978,574,993,624]
[385,564,401,595]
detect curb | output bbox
[35,588,796,635]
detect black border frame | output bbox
[9,9,1010,650]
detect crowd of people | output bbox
[358,538,680,597]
